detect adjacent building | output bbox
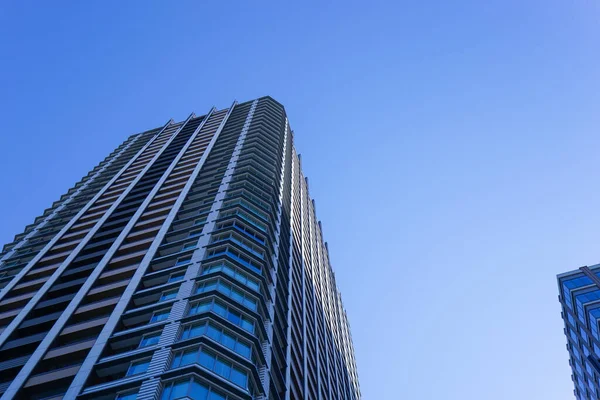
[0,97,360,400]
[558,265,600,399]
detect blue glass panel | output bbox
[171,353,182,368]
[214,359,231,379]
[204,281,218,292]
[189,381,209,400]
[189,324,205,338]
[181,349,198,366]
[207,325,221,341]
[208,391,226,400]
[241,318,254,333]
[576,290,600,323]
[151,310,170,322]
[236,342,251,359]
[126,360,149,376]
[197,302,211,314]
[227,311,241,325]
[243,298,257,310]
[199,350,215,369]
[230,288,242,302]
[170,381,189,399]
[213,302,227,317]
[563,275,593,309]
[140,334,160,348]
[161,290,178,301]
[221,332,236,350]
[230,367,248,388]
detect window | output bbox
[139,333,161,348]
[187,300,254,333]
[116,392,138,400]
[205,246,262,275]
[563,275,594,309]
[195,278,257,311]
[182,242,196,251]
[126,359,150,376]
[161,378,228,400]
[194,218,206,226]
[201,262,260,292]
[168,273,185,283]
[150,309,170,323]
[175,257,191,267]
[160,289,178,302]
[211,232,265,259]
[188,230,202,238]
[170,348,248,389]
[179,321,252,360]
[230,367,248,388]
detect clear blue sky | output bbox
[1,1,599,398]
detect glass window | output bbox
[175,257,191,267]
[126,359,150,376]
[162,379,226,400]
[204,281,217,292]
[161,289,178,301]
[214,359,231,379]
[241,318,254,333]
[139,333,161,348]
[243,298,256,310]
[221,332,236,350]
[226,311,240,325]
[182,242,196,251]
[213,302,227,317]
[189,381,209,400]
[150,309,170,323]
[170,380,189,399]
[199,350,215,369]
[236,341,251,359]
[181,349,197,366]
[189,323,205,338]
[247,279,259,292]
[217,281,230,292]
[171,353,182,368]
[230,366,248,388]
[231,289,244,303]
[168,273,185,283]
[208,392,225,400]
[207,325,221,341]
[197,302,211,313]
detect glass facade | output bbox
[0,97,360,400]
[558,266,600,400]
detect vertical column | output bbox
[284,145,298,400]
[300,167,309,400]
[257,117,289,400]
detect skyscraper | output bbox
[558,265,600,399]
[0,97,360,400]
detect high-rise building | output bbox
[0,97,360,400]
[558,265,600,399]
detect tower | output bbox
[0,97,360,400]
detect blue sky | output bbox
[1,1,599,398]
